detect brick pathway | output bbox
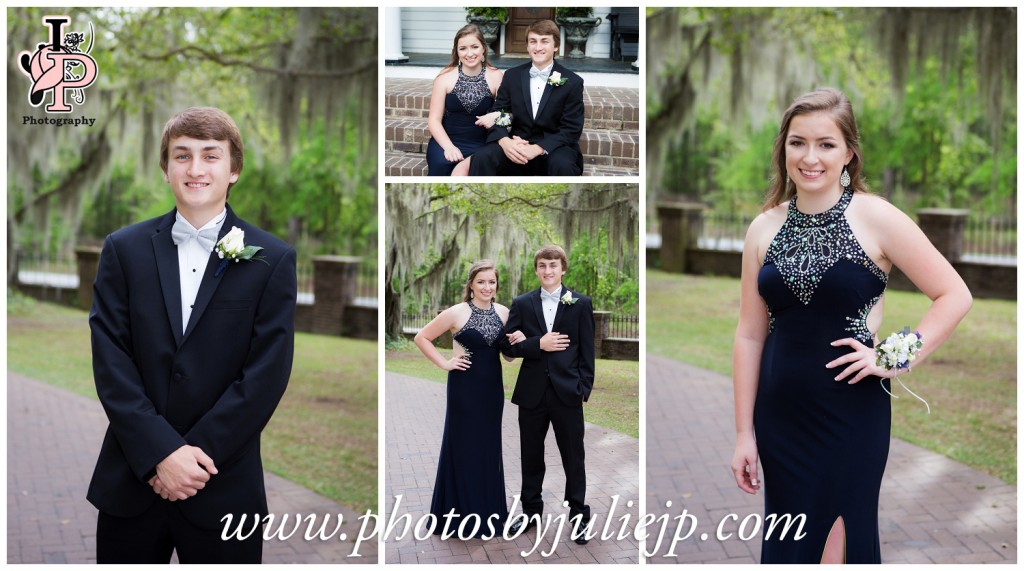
[6,372,377,564]
[384,372,640,564]
[646,354,1017,564]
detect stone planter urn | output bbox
[557,16,602,58]
[466,16,506,49]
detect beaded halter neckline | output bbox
[764,188,887,305]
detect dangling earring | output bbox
[785,174,790,187]
[840,166,851,189]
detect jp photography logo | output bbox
[18,15,99,127]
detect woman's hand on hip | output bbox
[828,337,895,383]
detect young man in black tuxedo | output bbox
[469,20,585,176]
[499,245,595,544]
[87,107,296,563]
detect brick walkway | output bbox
[646,354,1017,564]
[6,372,378,564]
[384,372,640,564]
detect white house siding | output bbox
[399,7,615,58]
[401,8,468,54]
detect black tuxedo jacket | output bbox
[485,60,585,156]
[499,286,595,408]
[86,205,296,530]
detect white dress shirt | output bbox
[176,209,226,332]
[530,63,553,118]
[540,284,562,332]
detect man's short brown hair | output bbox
[534,244,568,272]
[527,19,561,50]
[159,107,244,187]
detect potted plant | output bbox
[465,8,509,50]
[555,7,602,58]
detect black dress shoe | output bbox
[508,516,539,535]
[571,518,592,545]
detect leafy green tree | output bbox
[385,184,639,340]
[7,7,377,282]
[648,7,1016,217]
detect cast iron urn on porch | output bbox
[556,10,602,59]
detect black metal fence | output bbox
[699,213,751,252]
[607,313,639,339]
[402,311,437,332]
[963,215,1016,260]
[17,251,379,299]
[14,252,77,287]
[699,212,1017,261]
[294,258,377,299]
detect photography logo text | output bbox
[18,15,98,126]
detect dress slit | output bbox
[821,515,847,564]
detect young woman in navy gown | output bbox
[414,260,520,538]
[731,88,972,563]
[426,25,503,176]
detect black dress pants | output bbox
[518,383,590,522]
[469,142,583,176]
[96,500,262,564]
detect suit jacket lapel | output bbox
[152,212,184,347]
[181,206,238,344]
[520,66,533,122]
[530,288,547,334]
[536,61,561,119]
[552,285,568,332]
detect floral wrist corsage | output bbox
[876,327,923,371]
[876,326,929,413]
[495,110,512,129]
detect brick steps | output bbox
[384,150,637,177]
[385,77,639,175]
[385,118,639,169]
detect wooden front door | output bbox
[505,8,556,55]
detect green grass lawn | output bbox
[385,343,640,438]
[7,295,378,512]
[647,270,1017,484]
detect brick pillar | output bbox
[656,203,703,273]
[312,256,360,336]
[917,209,969,262]
[75,246,102,311]
[593,310,610,360]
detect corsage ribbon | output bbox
[876,327,930,413]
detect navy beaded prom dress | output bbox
[430,302,508,538]
[426,65,494,176]
[754,188,890,563]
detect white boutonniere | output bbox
[547,71,568,87]
[214,226,267,277]
[560,290,577,305]
[495,109,512,130]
